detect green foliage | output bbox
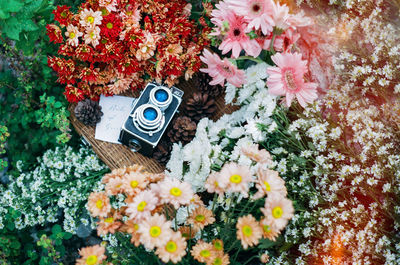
[0,125,9,171]
[0,0,53,55]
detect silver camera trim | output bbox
[149,85,173,111]
[132,104,165,137]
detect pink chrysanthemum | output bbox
[200,49,246,87]
[266,52,318,107]
[253,168,287,200]
[218,162,253,198]
[228,0,274,35]
[79,8,103,28]
[155,177,194,209]
[138,213,173,250]
[126,190,158,222]
[219,12,262,58]
[65,25,83,47]
[261,195,294,231]
[76,245,106,265]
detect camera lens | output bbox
[128,139,142,152]
[132,104,164,136]
[155,89,168,102]
[150,86,172,111]
[143,107,158,121]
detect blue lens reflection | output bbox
[143,108,157,121]
[155,89,168,102]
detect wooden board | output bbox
[69,78,238,172]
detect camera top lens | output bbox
[143,107,158,121]
[150,86,172,111]
[155,89,168,103]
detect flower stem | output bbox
[235,56,264,64]
[270,34,277,54]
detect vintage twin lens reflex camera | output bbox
[119,82,183,156]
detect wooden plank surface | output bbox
[69,78,237,172]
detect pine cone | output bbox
[153,141,172,165]
[196,72,224,98]
[74,99,103,126]
[167,116,197,145]
[184,92,217,122]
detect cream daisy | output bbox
[84,26,101,47]
[99,0,117,12]
[138,213,173,250]
[205,172,225,196]
[121,220,141,247]
[212,252,230,265]
[87,192,111,218]
[241,143,272,165]
[190,241,216,263]
[65,25,83,47]
[79,8,103,28]
[236,214,263,249]
[260,217,280,241]
[157,177,194,209]
[253,168,287,200]
[75,245,106,265]
[218,162,253,198]
[126,190,158,222]
[96,210,122,236]
[104,176,123,196]
[187,206,216,230]
[121,171,149,196]
[261,196,294,231]
[155,231,187,264]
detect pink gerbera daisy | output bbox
[228,0,274,35]
[200,49,246,87]
[219,12,262,58]
[155,177,194,209]
[126,190,158,222]
[266,52,318,107]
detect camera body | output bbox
[119,82,183,156]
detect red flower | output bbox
[79,66,99,83]
[117,57,140,75]
[100,13,123,39]
[64,84,85,103]
[46,24,63,43]
[53,5,73,26]
[75,44,96,62]
[125,28,144,52]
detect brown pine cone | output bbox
[167,116,197,145]
[195,72,224,98]
[153,141,172,165]
[184,92,217,122]
[74,99,103,126]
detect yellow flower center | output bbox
[69,32,76,39]
[272,206,283,218]
[213,240,223,250]
[214,257,222,265]
[130,180,139,189]
[95,200,103,209]
[263,225,271,233]
[86,255,98,265]
[87,16,94,23]
[106,22,113,29]
[230,174,242,184]
[264,181,271,191]
[90,32,95,39]
[61,11,67,18]
[214,181,219,187]
[200,249,211,258]
[105,217,114,223]
[134,224,139,230]
[195,214,205,222]
[137,201,147,212]
[170,187,182,197]
[150,226,161,237]
[243,225,253,237]
[165,241,177,253]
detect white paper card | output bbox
[95,95,134,144]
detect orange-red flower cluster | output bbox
[47,0,210,102]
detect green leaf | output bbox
[0,10,8,19]
[63,232,72,240]
[0,0,23,13]
[51,224,62,235]
[0,17,23,40]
